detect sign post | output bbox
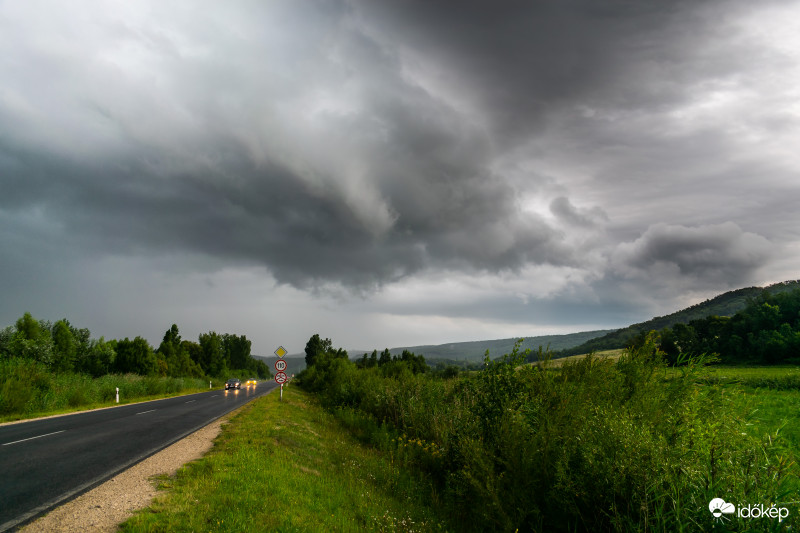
[274,346,288,400]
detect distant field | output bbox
[699,365,800,449]
[518,349,624,369]
[700,365,800,384]
[547,348,625,366]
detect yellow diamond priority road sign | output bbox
[274,346,287,358]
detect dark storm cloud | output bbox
[613,222,775,289]
[0,0,584,290]
[353,0,760,141]
[1,0,798,342]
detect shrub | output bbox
[300,335,799,531]
[0,362,208,419]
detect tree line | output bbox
[303,333,429,376]
[634,288,800,364]
[0,312,270,379]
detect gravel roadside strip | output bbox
[18,415,230,532]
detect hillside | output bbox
[375,329,614,364]
[560,280,800,356]
[275,279,800,367]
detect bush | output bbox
[0,361,208,419]
[0,358,52,414]
[300,335,798,531]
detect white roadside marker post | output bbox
[209,381,212,389]
[116,387,119,403]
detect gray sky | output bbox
[2,0,799,355]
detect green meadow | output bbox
[700,366,800,453]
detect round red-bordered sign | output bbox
[275,359,287,372]
[274,372,288,384]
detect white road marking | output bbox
[136,409,157,415]
[2,430,66,446]
[185,400,196,403]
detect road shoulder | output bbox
[18,416,228,533]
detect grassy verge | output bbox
[120,385,454,532]
[0,386,213,423]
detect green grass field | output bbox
[701,366,800,451]
[120,385,454,532]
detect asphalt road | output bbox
[0,381,277,531]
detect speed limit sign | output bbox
[274,372,288,384]
[275,359,287,372]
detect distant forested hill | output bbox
[560,280,800,356]
[377,330,614,365]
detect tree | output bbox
[70,325,92,370]
[15,312,47,341]
[305,334,333,368]
[51,319,76,372]
[167,340,203,377]
[251,358,271,379]
[81,337,115,377]
[199,332,226,376]
[223,334,252,370]
[114,337,157,375]
[379,348,392,366]
[400,349,429,374]
[158,324,182,359]
[0,326,14,359]
[153,324,203,377]
[8,312,54,365]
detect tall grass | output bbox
[0,357,209,420]
[300,337,800,532]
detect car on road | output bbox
[225,378,241,390]
[245,378,258,388]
